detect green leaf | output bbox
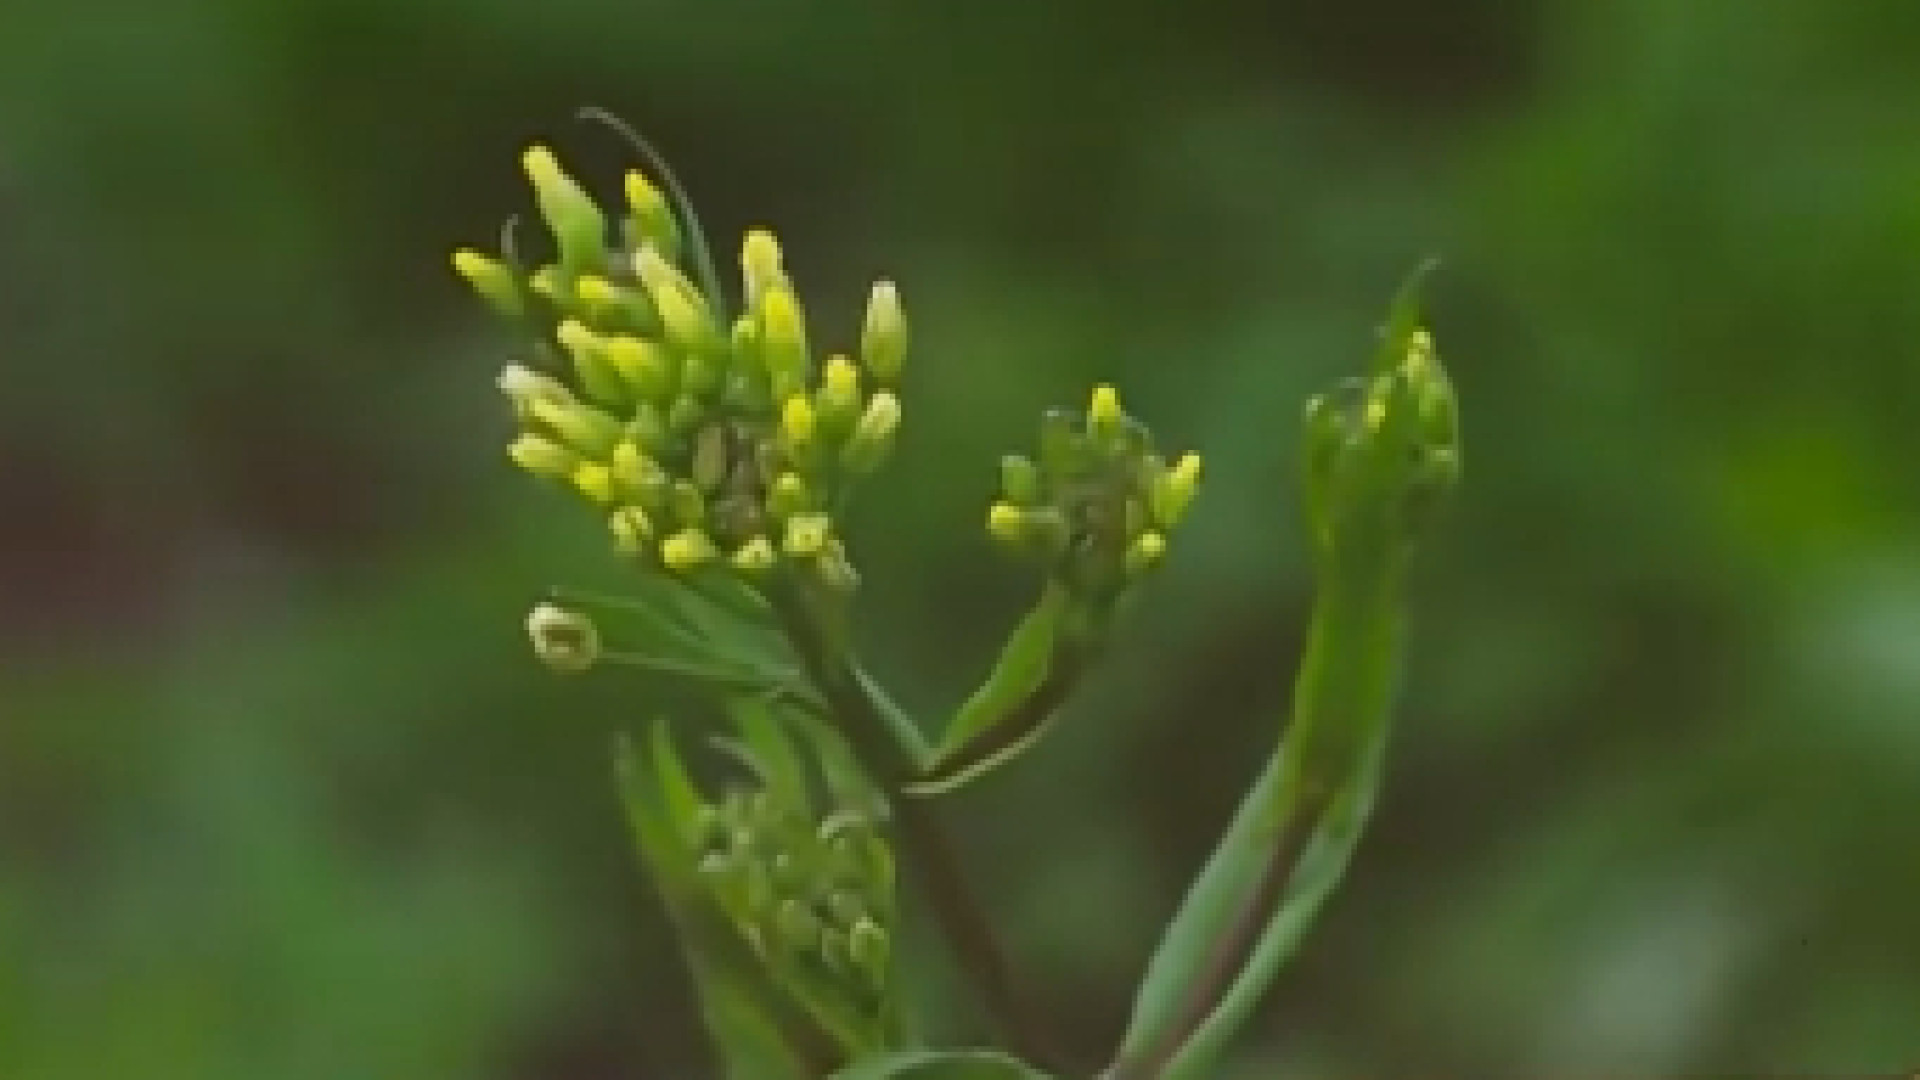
[1370,257,1438,375]
[1111,580,1404,1080]
[906,583,1082,795]
[554,575,822,710]
[828,1048,1053,1079]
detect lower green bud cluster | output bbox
[987,384,1202,604]
[455,145,914,593]
[694,787,898,1028]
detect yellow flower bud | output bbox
[527,602,599,673]
[506,433,577,480]
[555,319,623,404]
[661,528,718,572]
[816,354,861,430]
[740,229,785,305]
[529,396,623,456]
[571,461,616,504]
[521,145,606,275]
[860,280,906,383]
[986,502,1026,546]
[609,505,654,554]
[1088,384,1124,440]
[1151,452,1203,528]
[758,284,809,384]
[840,391,901,473]
[496,364,573,418]
[610,440,666,497]
[634,246,720,354]
[768,472,810,519]
[731,534,777,574]
[783,512,834,558]
[603,335,673,401]
[781,393,817,450]
[624,170,680,259]
[451,248,524,321]
[1125,531,1168,578]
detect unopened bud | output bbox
[816,354,861,431]
[603,335,673,401]
[497,364,574,420]
[859,279,907,383]
[570,461,616,504]
[451,249,525,321]
[527,603,599,673]
[555,320,624,405]
[661,528,718,573]
[611,441,669,504]
[731,534,777,574]
[840,391,901,474]
[521,146,606,274]
[758,285,809,386]
[1124,531,1168,578]
[634,246,720,355]
[1088,384,1125,443]
[623,170,680,260]
[783,512,833,559]
[506,433,577,480]
[530,397,623,456]
[609,505,654,554]
[1000,455,1042,505]
[987,502,1026,547]
[780,394,817,452]
[768,473,811,519]
[847,917,890,981]
[740,229,785,305]
[1150,452,1203,528]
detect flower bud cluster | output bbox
[455,146,911,592]
[986,384,1202,604]
[695,786,896,1027]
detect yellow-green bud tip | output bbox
[860,279,907,382]
[527,603,599,674]
[574,276,620,307]
[521,145,564,188]
[507,433,576,480]
[451,248,493,282]
[571,461,616,504]
[731,534,777,574]
[742,229,785,298]
[610,505,653,554]
[1126,531,1169,577]
[556,319,596,351]
[624,170,663,212]
[987,502,1026,544]
[662,528,719,573]
[1089,384,1124,431]
[781,394,817,446]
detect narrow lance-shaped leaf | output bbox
[829,1048,1055,1079]
[905,583,1085,796]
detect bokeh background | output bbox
[6,0,1920,1076]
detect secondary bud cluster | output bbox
[455,145,911,592]
[987,384,1202,604]
[695,786,897,1036]
[1301,324,1460,571]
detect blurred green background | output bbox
[5,0,1920,1076]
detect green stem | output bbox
[765,581,1052,1069]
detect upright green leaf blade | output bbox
[829,1048,1053,1080]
